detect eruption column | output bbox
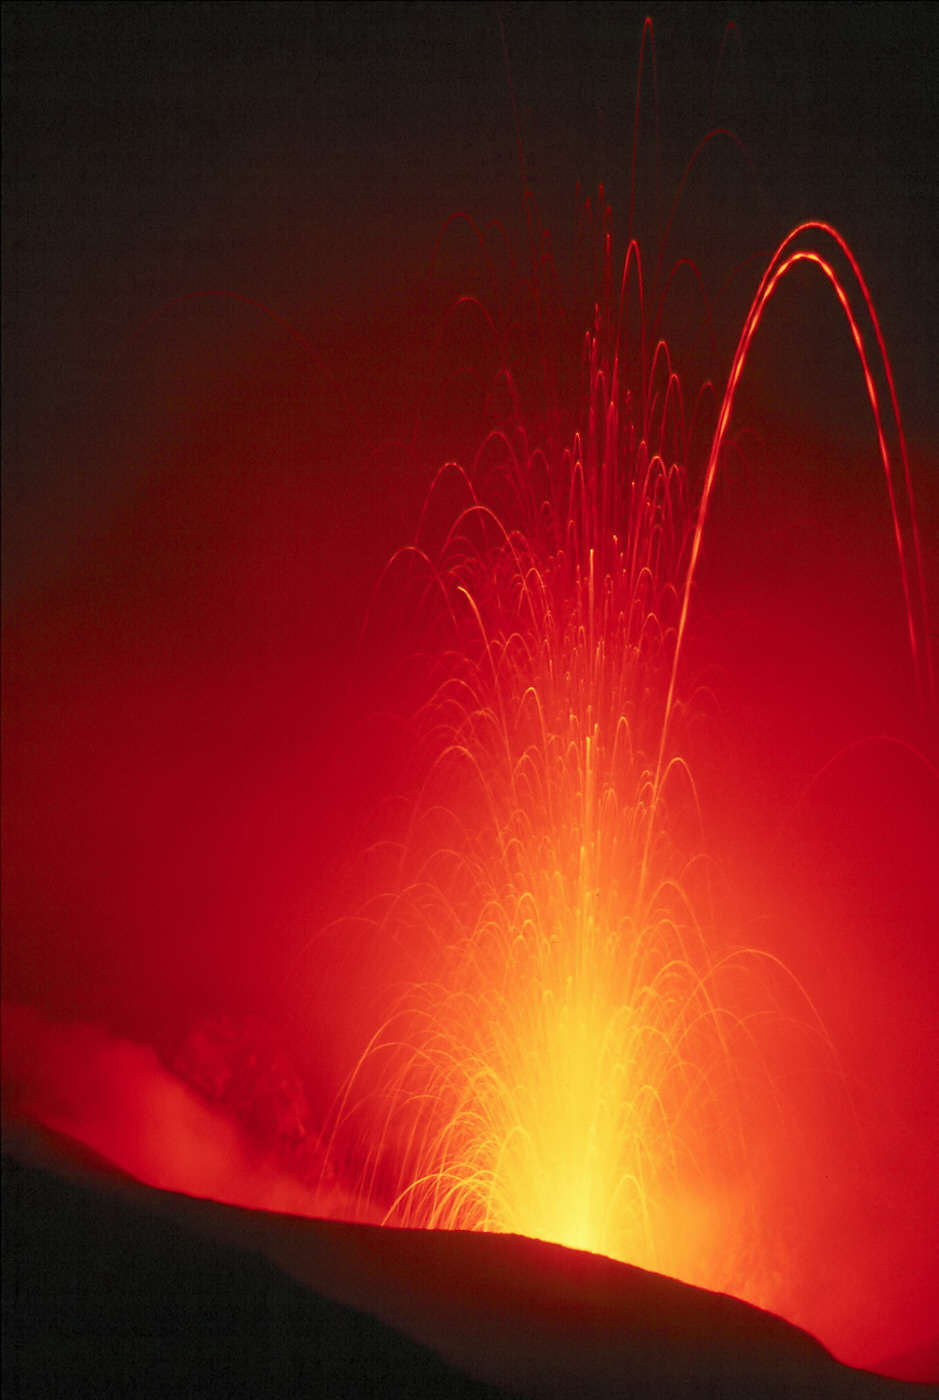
[320,213,930,1311]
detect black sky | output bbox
[3,2,937,605]
[3,0,937,1127]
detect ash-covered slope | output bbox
[2,1121,929,1399]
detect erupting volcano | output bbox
[3,5,936,1394]
[323,211,931,1291]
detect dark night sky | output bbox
[3,0,937,1075]
[3,2,937,603]
[4,0,937,1039]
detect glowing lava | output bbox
[320,213,931,1306]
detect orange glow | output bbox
[316,216,929,1312]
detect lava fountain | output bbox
[318,202,931,1311]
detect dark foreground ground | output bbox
[2,1121,934,1400]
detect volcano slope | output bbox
[4,1119,934,1400]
